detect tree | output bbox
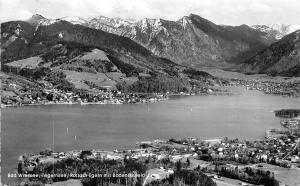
[176,160,182,171]
[186,158,191,167]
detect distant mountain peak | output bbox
[88,15,135,28]
[59,16,87,25]
[31,14,45,19]
[188,13,221,32]
[26,14,89,27]
[27,14,47,26]
[188,13,215,25]
[251,24,300,39]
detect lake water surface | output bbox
[2,90,300,184]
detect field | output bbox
[63,70,138,90]
[5,57,43,69]
[63,70,117,90]
[250,163,300,186]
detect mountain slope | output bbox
[239,30,300,77]
[24,14,278,68]
[1,21,38,62]
[1,19,218,93]
[84,14,278,67]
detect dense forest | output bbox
[117,75,190,93]
[214,165,279,186]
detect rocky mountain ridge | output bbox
[3,14,300,77]
[239,30,300,77]
[23,14,282,68]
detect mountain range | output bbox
[2,15,221,94]
[24,14,294,68]
[1,13,300,92]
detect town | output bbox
[229,79,300,97]
[1,79,170,107]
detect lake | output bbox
[1,90,300,184]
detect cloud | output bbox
[0,0,299,26]
[250,3,272,13]
[0,0,32,22]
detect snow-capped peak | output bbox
[26,14,88,26]
[88,16,135,28]
[59,16,87,25]
[39,19,61,26]
[252,24,300,39]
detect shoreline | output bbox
[1,91,222,108]
[3,79,300,109]
[2,86,296,109]
[0,97,169,108]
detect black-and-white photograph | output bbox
[1,0,300,185]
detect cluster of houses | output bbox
[281,117,300,128]
[20,132,300,176]
[138,135,300,169]
[1,80,168,107]
[231,79,300,97]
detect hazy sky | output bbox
[0,0,300,26]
